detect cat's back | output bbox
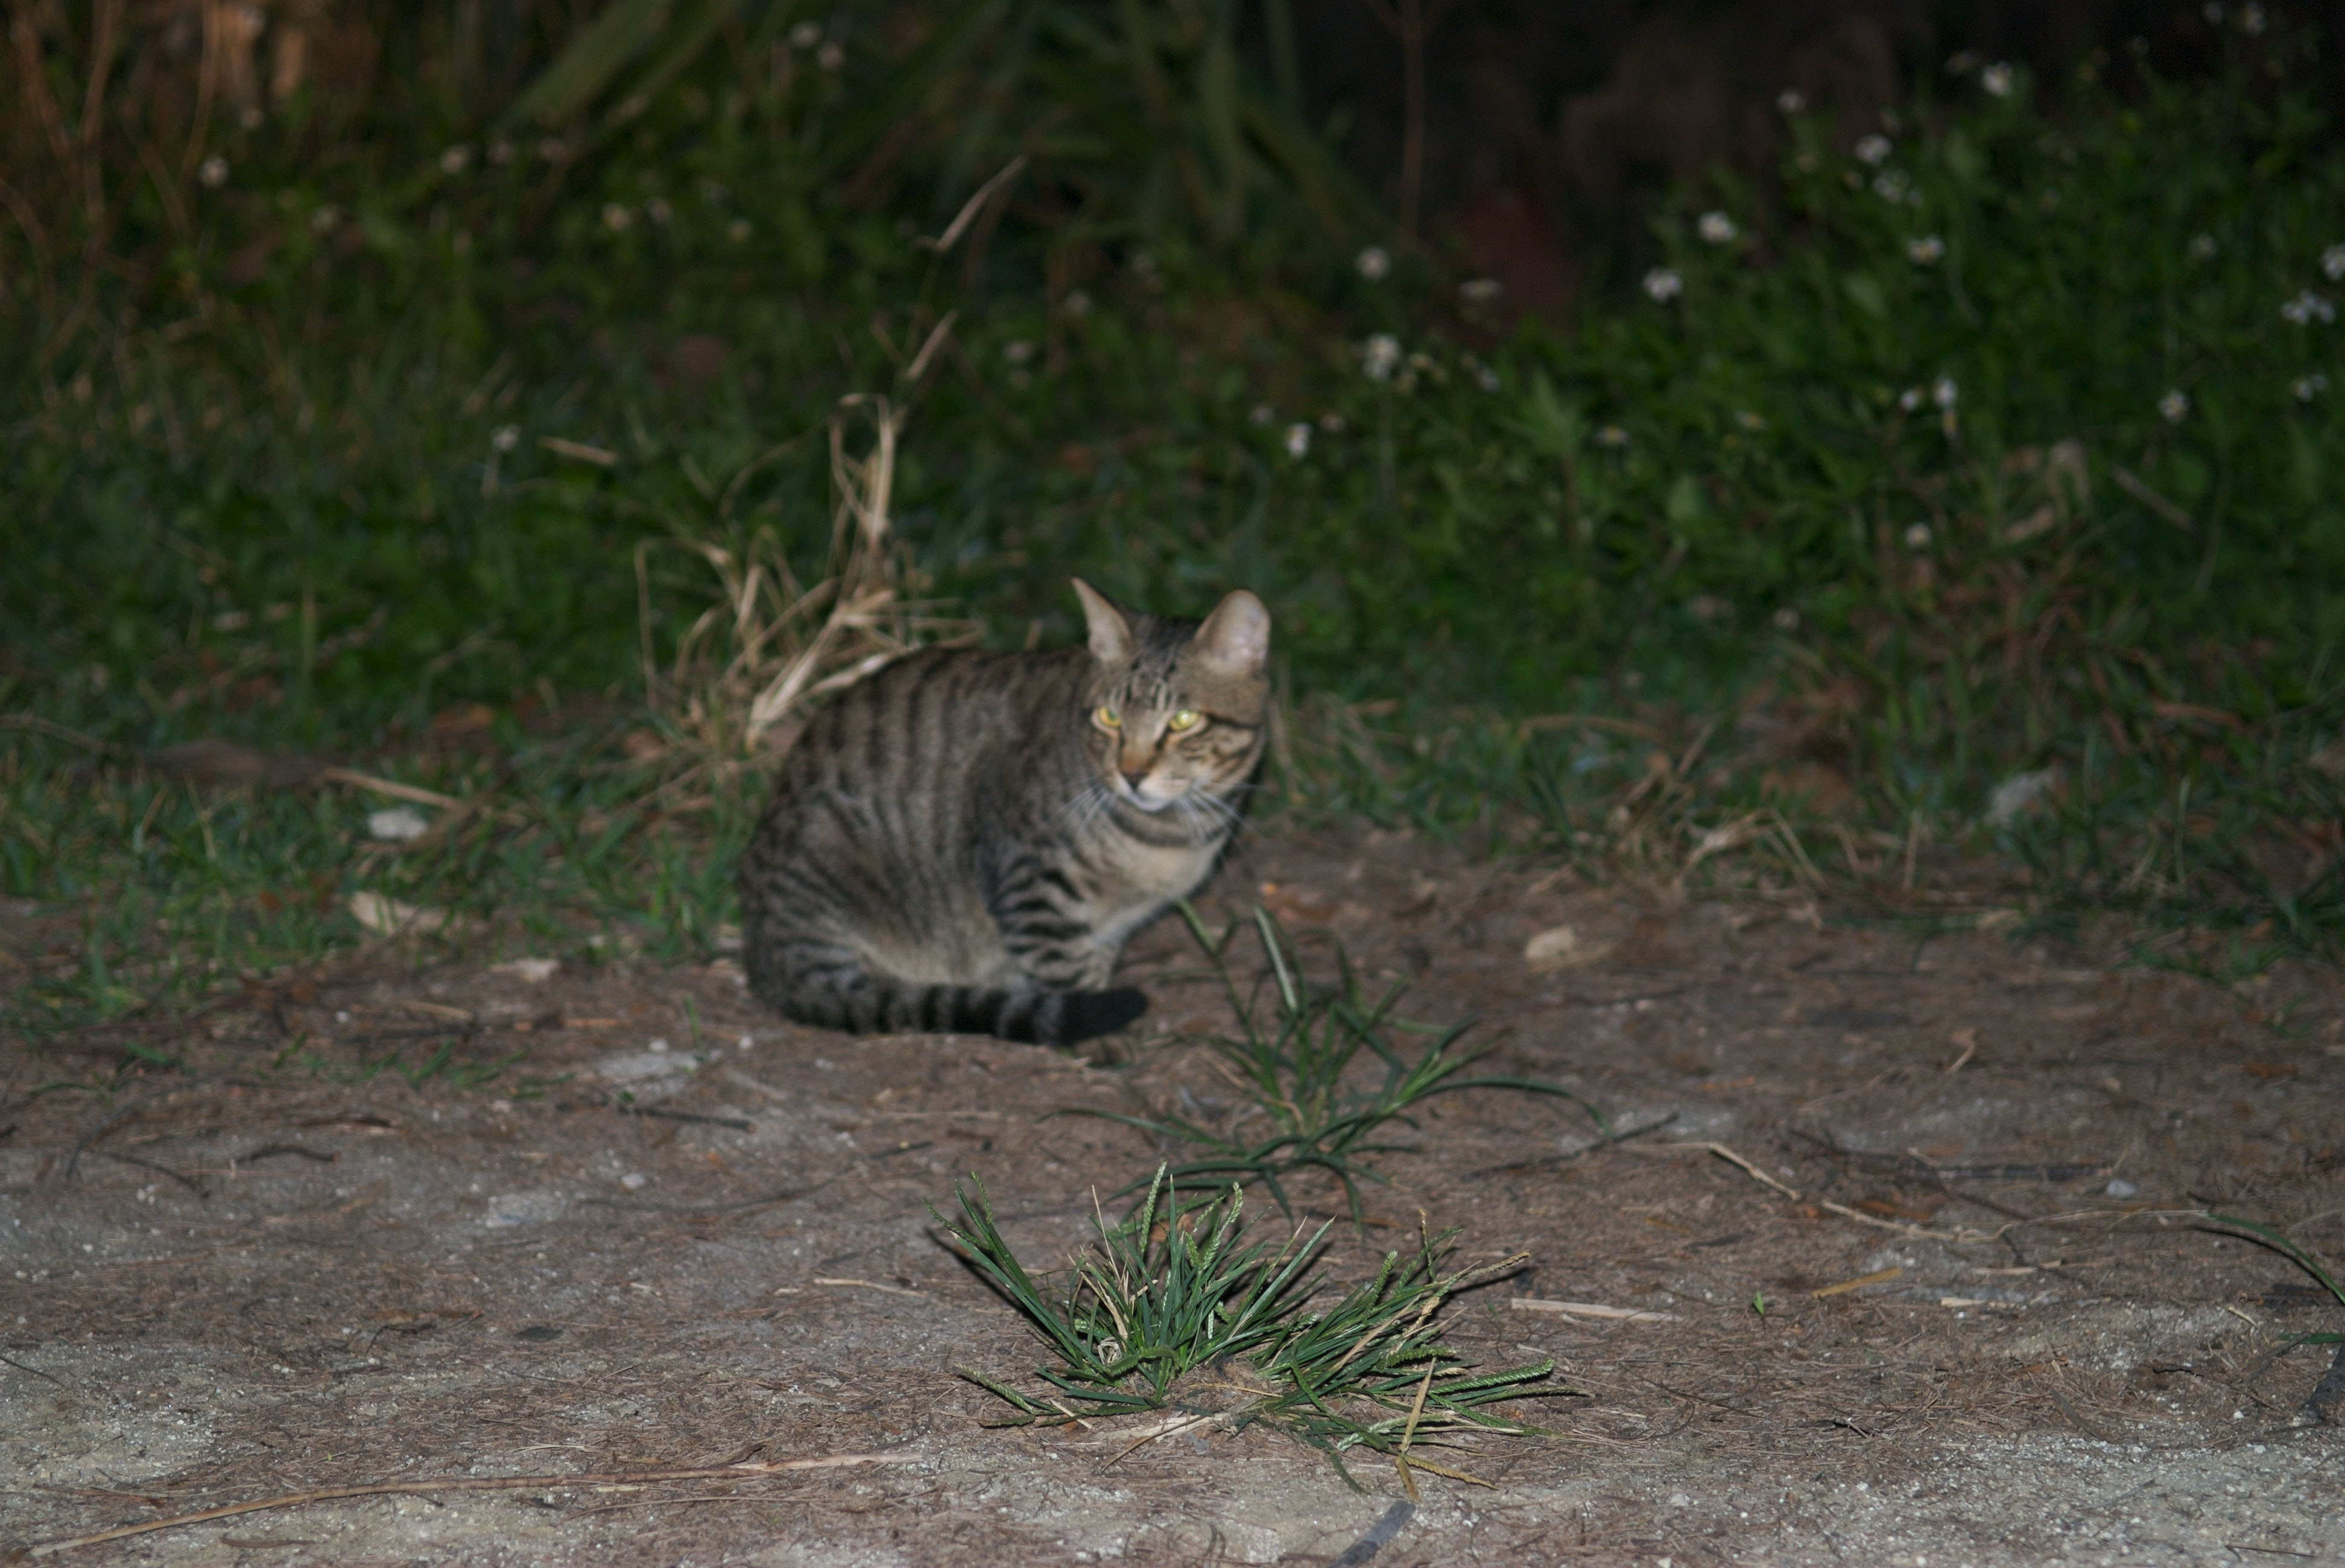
[762,643,1084,823]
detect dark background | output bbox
[1282,0,2343,311]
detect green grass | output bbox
[7,18,2345,1057]
[936,1163,1560,1487]
[1063,903,1607,1218]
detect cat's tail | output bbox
[748,944,1145,1046]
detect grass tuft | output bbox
[1065,905,1607,1220]
[935,1165,1563,1487]
[636,391,981,779]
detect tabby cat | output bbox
[738,580,1270,1046]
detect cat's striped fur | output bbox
[738,580,1270,1046]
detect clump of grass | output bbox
[638,390,980,778]
[2200,1211,2345,1421]
[937,1165,1560,1487]
[1072,906,1607,1219]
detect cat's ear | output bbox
[1192,590,1270,677]
[1071,578,1135,665]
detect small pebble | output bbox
[2105,1178,2138,1198]
[619,1173,648,1190]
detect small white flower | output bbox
[2323,244,2345,281]
[1457,277,1502,303]
[1001,340,1034,365]
[198,154,230,188]
[1595,425,1629,448]
[1855,134,1892,166]
[1697,210,1738,245]
[2281,290,2336,325]
[727,218,752,242]
[1473,361,1501,392]
[1872,171,1910,202]
[1062,288,1092,317]
[1356,246,1391,281]
[1283,422,1311,459]
[368,806,431,842]
[439,145,472,175]
[1981,62,2014,97]
[1777,89,1806,114]
[1899,385,1925,413]
[645,197,672,224]
[1248,404,1275,427]
[1933,376,1958,409]
[602,203,633,232]
[1361,334,1401,381]
[2159,388,2190,423]
[789,21,821,48]
[1904,523,1933,551]
[2188,233,2218,262]
[2294,373,2329,401]
[1907,235,1945,265]
[1642,267,1683,303]
[1772,606,1801,631]
[492,425,520,453]
[816,40,845,71]
[309,204,340,235]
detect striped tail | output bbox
[747,944,1145,1046]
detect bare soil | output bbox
[5,826,2344,1565]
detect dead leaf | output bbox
[1524,925,1609,971]
[1259,882,1335,924]
[346,892,449,937]
[1812,1265,1903,1298]
[430,703,497,734]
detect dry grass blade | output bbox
[636,394,978,782]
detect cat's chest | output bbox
[1087,833,1221,908]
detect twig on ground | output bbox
[1648,1141,1802,1201]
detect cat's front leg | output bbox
[998,920,1120,991]
[986,856,1121,991]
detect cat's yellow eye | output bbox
[1095,706,1122,730]
[1166,709,1203,733]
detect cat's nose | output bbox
[1121,767,1149,792]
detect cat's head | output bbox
[1072,579,1271,815]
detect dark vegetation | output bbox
[4,1,2344,1057]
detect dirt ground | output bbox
[5,825,2344,1565]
